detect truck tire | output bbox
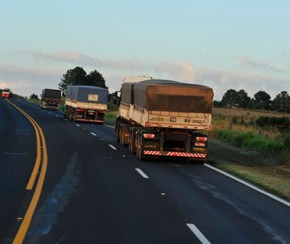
[120,127,125,146]
[128,129,136,154]
[115,120,121,142]
[129,139,136,154]
[137,135,145,161]
[73,112,77,122]
[64,110,69,119]
[116,129,120,142]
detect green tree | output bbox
[252,91,271,110]
[86,70,107,89]
[221,89,252,108]
[221,89,239,108]
[272,91,290,113]
[29,93,39,100]
[237,89,251,108]
[59,67,107,95]
[59,67,87,95]
[213,100,223,107]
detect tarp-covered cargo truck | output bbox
[115,79,214,161]
[64,85,108,123]
[41,88,61,110]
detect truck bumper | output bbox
[143,150,207,159]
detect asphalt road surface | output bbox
[1,98,290,244]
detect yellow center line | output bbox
[6,100,41,190]
[6,100,48,244]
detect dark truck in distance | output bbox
[41,88,61,110]
[64,85,108,123]
[115,79,214,161]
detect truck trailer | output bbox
[64,85,108,123]
[115,79,214,161]
[1,88,12,98]
[41,88,61,110]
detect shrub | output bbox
[256,116,290,131]
[231,116,238,124]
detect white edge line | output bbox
[204,163,290,208]
[75,124,80,127]
[135,168,149,179]
[186,223,211,244]
[109,144,117,150]
[90,132,96,136]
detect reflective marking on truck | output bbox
[166,152,206,158]
[143,150,206,158]
[144,151,161,156]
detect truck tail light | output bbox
[143,133,155,139]
[196,136,207,142]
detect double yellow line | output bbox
[7,100,48,244]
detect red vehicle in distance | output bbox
[1,88,12,98]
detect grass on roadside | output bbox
[211,161,290,201]
[104,110,117,126]
[216,129,289,165]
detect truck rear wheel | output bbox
[120,127,125,145]
[137,135,145,161]
[116,128,120,142]
[128,129,136,154]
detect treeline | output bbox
[214,89,290,113]
[23,66,290,114]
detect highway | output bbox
[1,98,290,243]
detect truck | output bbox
[115,79,214,161]
[64,85,108,123]
[1,88,12,98]
[41,88,61,110]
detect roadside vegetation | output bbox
[210,107,290,201]
[210,107,290,165]
[104,110,117,126]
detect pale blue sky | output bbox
[0,0,289,100]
